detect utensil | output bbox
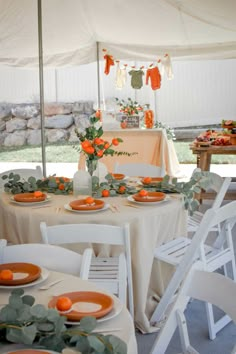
[109,205,116,213]
[39,278,64,290]
[124,203,141,209]
[112,204,120,212]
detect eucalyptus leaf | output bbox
[0,305,18,322]
[30,304,48,319]
[12,288,24,296]
[7,327,24,344]
[108,335,127,354]
[37,322,55,332]
[80,316,97,332]
[74,336,90,352]
[17,305,32,322]
[9,294,23,309]
[88,334,105,352]
[22,294,35,306]
[21,324,37,344]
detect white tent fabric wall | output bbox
[0,0,236,66]
[1,59,236,128]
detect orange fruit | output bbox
[56,296,72,312]
[112,138,119,146]
[97,150,104,157]
[0,269,13,280]
[118,186,126,194]
[58,183,65,190]
[139,189,148,197]
[34,190,43,198]
[102,189,110,197]
[81,140,91,149]
[104,142,110,149]
[143,177,152,184]
[85,196,94,204]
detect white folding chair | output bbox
[150,261,236,354]
[188,170,232,234]
[0,239,92,279]
[151,201,236,340]
[40,222,134,317]
[114,162,165,177]
[0,165,43,189]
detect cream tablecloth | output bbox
[0,192,187,333]
[0,270,137,354]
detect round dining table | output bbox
[0,189,187,333]
[0,269,137,354]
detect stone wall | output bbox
[0,102,95,146]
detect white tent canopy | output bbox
[0,0,236,67]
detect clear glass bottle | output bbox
[73,169,92,197]
[144,104,154,129]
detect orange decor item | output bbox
[144,109,154,129]
[112,173,125,180]
[56,296,73,312]
[69,198,104,211]
[0,269,13,280]
[14,192,47,203]
[49,291,114,321]
[133,191,166,202]
[0,262,41,285]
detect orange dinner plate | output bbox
[112,173,125,180]
[6,351,57,354]
[133,191,166,203]
[0,262,41,286]
[48,291,114,321]
[141,177,163,185]
[69,199,105,211]
[13,193,47,203]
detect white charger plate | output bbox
[64,203,110,213]
[0,267,49,289]
[127,195,170,205]
[65,293,123,325]
[4,350,59,354]
[10,195,51,206]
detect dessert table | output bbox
[100,129,181,177]
[0,270,137,354]
[0,191,187,333]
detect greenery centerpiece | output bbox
[0,289,126,354]
[75,113,136,192]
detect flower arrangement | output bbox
[0,289,126,354]
[115,97,143,116]
[75,114,136,177]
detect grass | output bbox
[0,142,235,164]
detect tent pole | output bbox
[96,42,101,110]
[37,0,47,177]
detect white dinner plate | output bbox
[0,267,49,289]
[65,293,123,325]
[64,203,110,213]
[127,195,170,205]
[10,195,51,206]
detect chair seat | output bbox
[155,236,233,272]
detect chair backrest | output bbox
[40,222,133,309]
[0,241,92,279]
[191,169,232,209]
[114,162,165,177]
[0,165,43,189]
[150,200,236,325]
[150,262,236,354]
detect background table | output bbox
[0,270,137,354]
[100,129,181,177]
[190,144,236,200]
[0,192,187,333]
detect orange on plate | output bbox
[0,269,13,280]
[112,173,125,180]
[0,262,41,286]
[141,177,163,185]
[85,196,95,205]
[14,192,46,203]
[138,189,148,197]
[133,191,166,203]
[48,291,114,321]
[56,296,73,312]
[69,199,104,211]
